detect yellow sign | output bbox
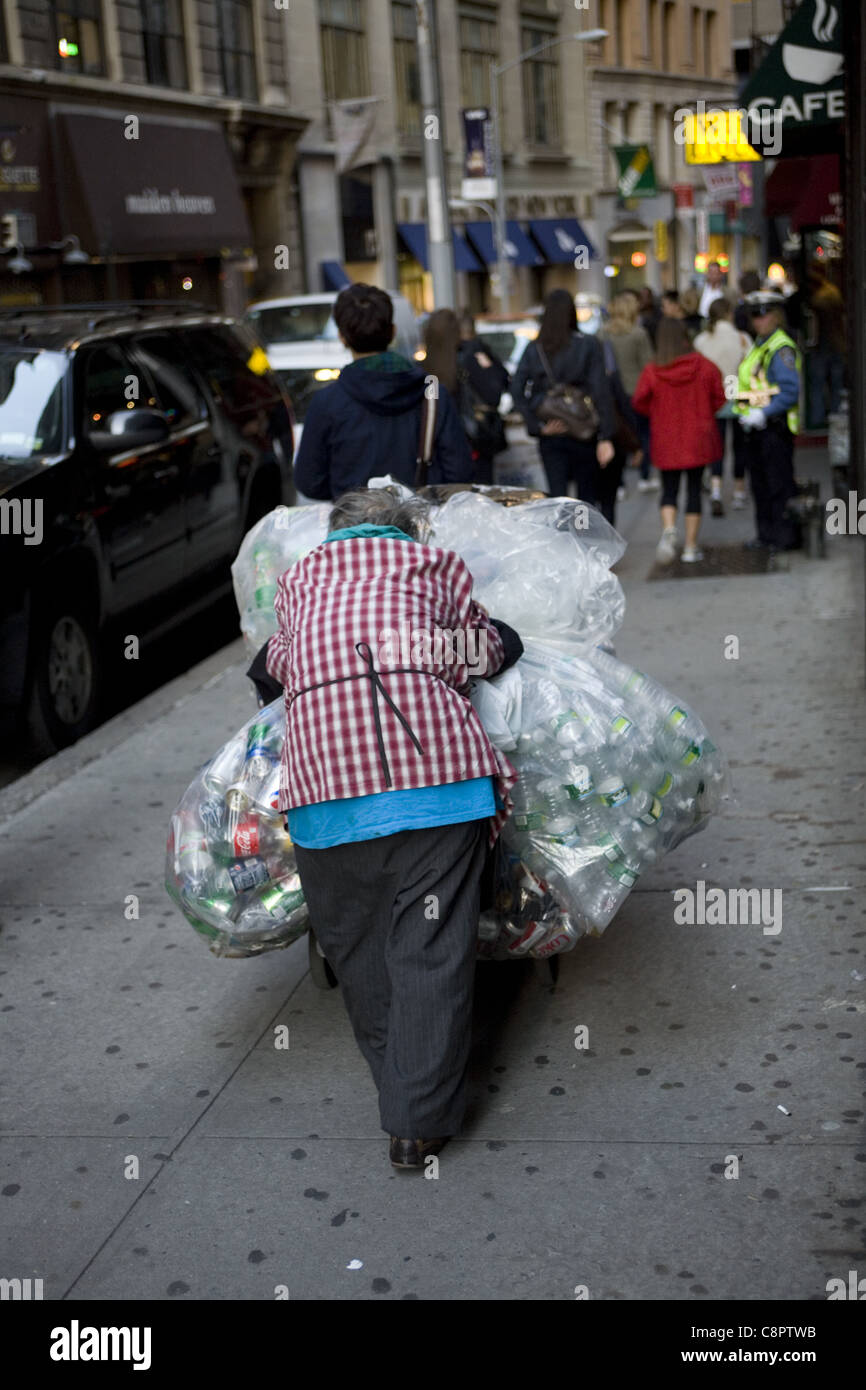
[684,110,762,165]
[654,220,668,263]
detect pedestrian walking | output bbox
[680,287,704,340]
[424,309,507,485]
[599,291,657,492]
[636,286,661,348]
[293,283,472,499]
[694,298,752,514]
[595,335,641,528]
[699,259,727,320]
[512,288,615,504]
[734,289,803,553]
[263,487,520,1169]
[632,318,726,564]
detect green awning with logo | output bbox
[739,0,845,157]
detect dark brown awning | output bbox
[54,108,252,257]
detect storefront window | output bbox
[139,0,188,89]
[459,5,498,109]
[217,0,258,102]
[319,0,369,103]
[54,2,105,76]
[521,18,561,148]
[392,2,421,137]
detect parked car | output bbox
[245,291,422,361]
[0,302,295,753]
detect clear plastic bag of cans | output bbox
[165,699,309,958]
[231,504,331,662]
[502,637,729,936]
[477,846,583,961]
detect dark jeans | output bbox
[660,468,703,513]
[743,419,800,548]
[294,819,489,1137]
[635,413,652,479]
[710,416,746,481]
[539,434,598,503]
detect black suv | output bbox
[0,303,295,752]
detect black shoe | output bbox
[389,1136,450,1169]
[711,497,724,517]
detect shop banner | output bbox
[613,145,657,198]
[461,108,497,200]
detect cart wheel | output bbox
[533,954,560,986]
[308,930,339,990]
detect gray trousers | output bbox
[294,819,489,1137]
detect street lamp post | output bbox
[489,28,607,316]
[415,0,457,308]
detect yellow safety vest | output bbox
[735,328,801,434]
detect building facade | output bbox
[287,0,600,313]
[583,0,743,298]
[0,1,307,309]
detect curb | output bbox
[0,636,247,824]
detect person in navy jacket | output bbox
[293,284,473,499]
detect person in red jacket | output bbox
[632,319,726,564]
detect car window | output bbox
[134,334,208,430]
[247,304,336,345]
[0,347,66,459]
[478,331,517,361]
[184,326,276,415]
[80,342,160,434]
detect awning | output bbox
[739,0,845,158]
[529,218,597,264]
[321,260,351,291]
[464,220,544,268]
[54,108,251,256]
[766,153,841,228]
[397,223,483,273]
[607,223,652,243]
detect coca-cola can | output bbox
[532,921,582,958]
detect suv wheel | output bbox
[25,592,101,754]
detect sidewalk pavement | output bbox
[1,446,864,1302]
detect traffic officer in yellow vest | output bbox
[735,289,802,552]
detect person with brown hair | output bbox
[424,309,509,484]
[631,318,726,564]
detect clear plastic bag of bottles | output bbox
[477,846,583,961]
[429,493,626,649]
[165,699,309,958]
[502,638,729,936]
[231,504,331,661]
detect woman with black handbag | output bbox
[513,289,616,504]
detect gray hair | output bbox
[328,487,430,540]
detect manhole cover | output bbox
[646,544,788,581]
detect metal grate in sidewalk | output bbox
[646,543,788,581]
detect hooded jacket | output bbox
[293,351,473,499]
[631,351,726,471]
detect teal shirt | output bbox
[287,523,496,848]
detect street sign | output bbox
[702,165,740,200]
[672,183,694,210]
[613,145,657,198]
[654,220,669,263]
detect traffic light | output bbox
[1,214,19,250]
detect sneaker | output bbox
[656,526,679,563]
[638,477,660,492]
[732,492,747,509]
[681,546,704,563]
[616,485,627,502]
[711,497,724,517]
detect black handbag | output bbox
[535,340,600,441]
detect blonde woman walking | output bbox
[599,292,656,491]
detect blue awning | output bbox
[321,260,351,290]
[529,218,597,264]
[464,220,545,268]
[397,223,483,273]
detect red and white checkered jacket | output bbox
[265,536,517,842]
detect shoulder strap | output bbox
[414,392,438,489]
[535,339,556,386]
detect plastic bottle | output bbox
[211,812,292,866]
